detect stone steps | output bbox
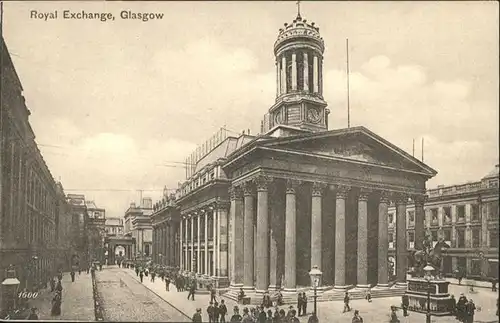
[222,286,407,305]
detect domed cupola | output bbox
[266,9,329,133]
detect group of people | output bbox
[193,305,302,323]
[452,293,477,323]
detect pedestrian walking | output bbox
[288,309,299,323]
[265,309,273,323]
[352,309,363,323]
[465,299,476,323]
[241,308,252,323]
[343,292,351,313]
[208,302,215,323]
[139,271,144,283]
[187,281,196,301]
[401,294,409,317]
[492,279,497,292]
[365,288,372,302]
[219,299,227,323]
[297,293,303,316]
[214,301,220,323]
[51,292,62,316]
[211,285,217,303]
[230,306,242,322]
[389,306,400,323]
[151,271,156,282]
[70,271,75,282]
[301,292,308,316]
[135,267,139,276]
[165,277,170,291]
[192,308,202,322]
[257,306,267,323]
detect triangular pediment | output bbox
[261,126,437,177]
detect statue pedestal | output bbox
[405,277,453,316]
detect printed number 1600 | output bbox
[18,292,39,299]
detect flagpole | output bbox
[346,38,350,128]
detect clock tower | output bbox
[263,10,329,134]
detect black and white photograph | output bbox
[0,1,498,322]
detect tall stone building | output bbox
[151,9,437,296]
[1,37,68,295]
[124,198,153,260]
[86,200,106,264]
[388,164,499,279]
[66,194,90,270]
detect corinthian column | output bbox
[284,179,300,291]
[255,176,271,293]
[230,186,244,288]
[205,210,209,276]
[414,195,426,250]
[179,218,184,271]
[291,53,297,91]
[311,182,326,270]
[377,192,390,287]
[276,61,280,96]
[395,195,408,285]
[197,215,201,274]
[357,188,371,288]
[334,185,350,290]
[243,181,255,290]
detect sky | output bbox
[3,1,499,218]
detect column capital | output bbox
[394,193,409,205]
[229,185,243,200]
[243,181,254,196]
[254,175,273,192]
[379,191,391,204]
[335,185,351,199]
[286,179,302,194]
[312,182,327,197]
[413,194,427,206]
[358,188,372,201]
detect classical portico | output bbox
[222,126,436,293]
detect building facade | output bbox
[151,189,179,268]
[86,200,106,264]
[151,11,440,295]
[124,198,153,260]
[1,37,68,296]
[105,217,124,236]
[388,164,499,279]
[66,194,90,271]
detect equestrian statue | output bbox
[411,230,450,277]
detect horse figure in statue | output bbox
[411,232,450,277]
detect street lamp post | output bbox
[423,264,435,323]
[308,265,323,323]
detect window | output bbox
[471,259,482,276]
[443,207,452,224]
[431,209,439,225]
[408,211,415,223]
[488,202,499,220]
[472,229,480,248]
[431,230,438,242]
[490,229,499,248]
[145,244,150,257]
[408,232,415,248]
[388,213,394,224]
[471,204,480,222]
[457,229,465,248]
[443,229,452,242]
[457,205,466,221]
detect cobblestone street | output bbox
[28,272,94,321]
[95,267,190,322]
